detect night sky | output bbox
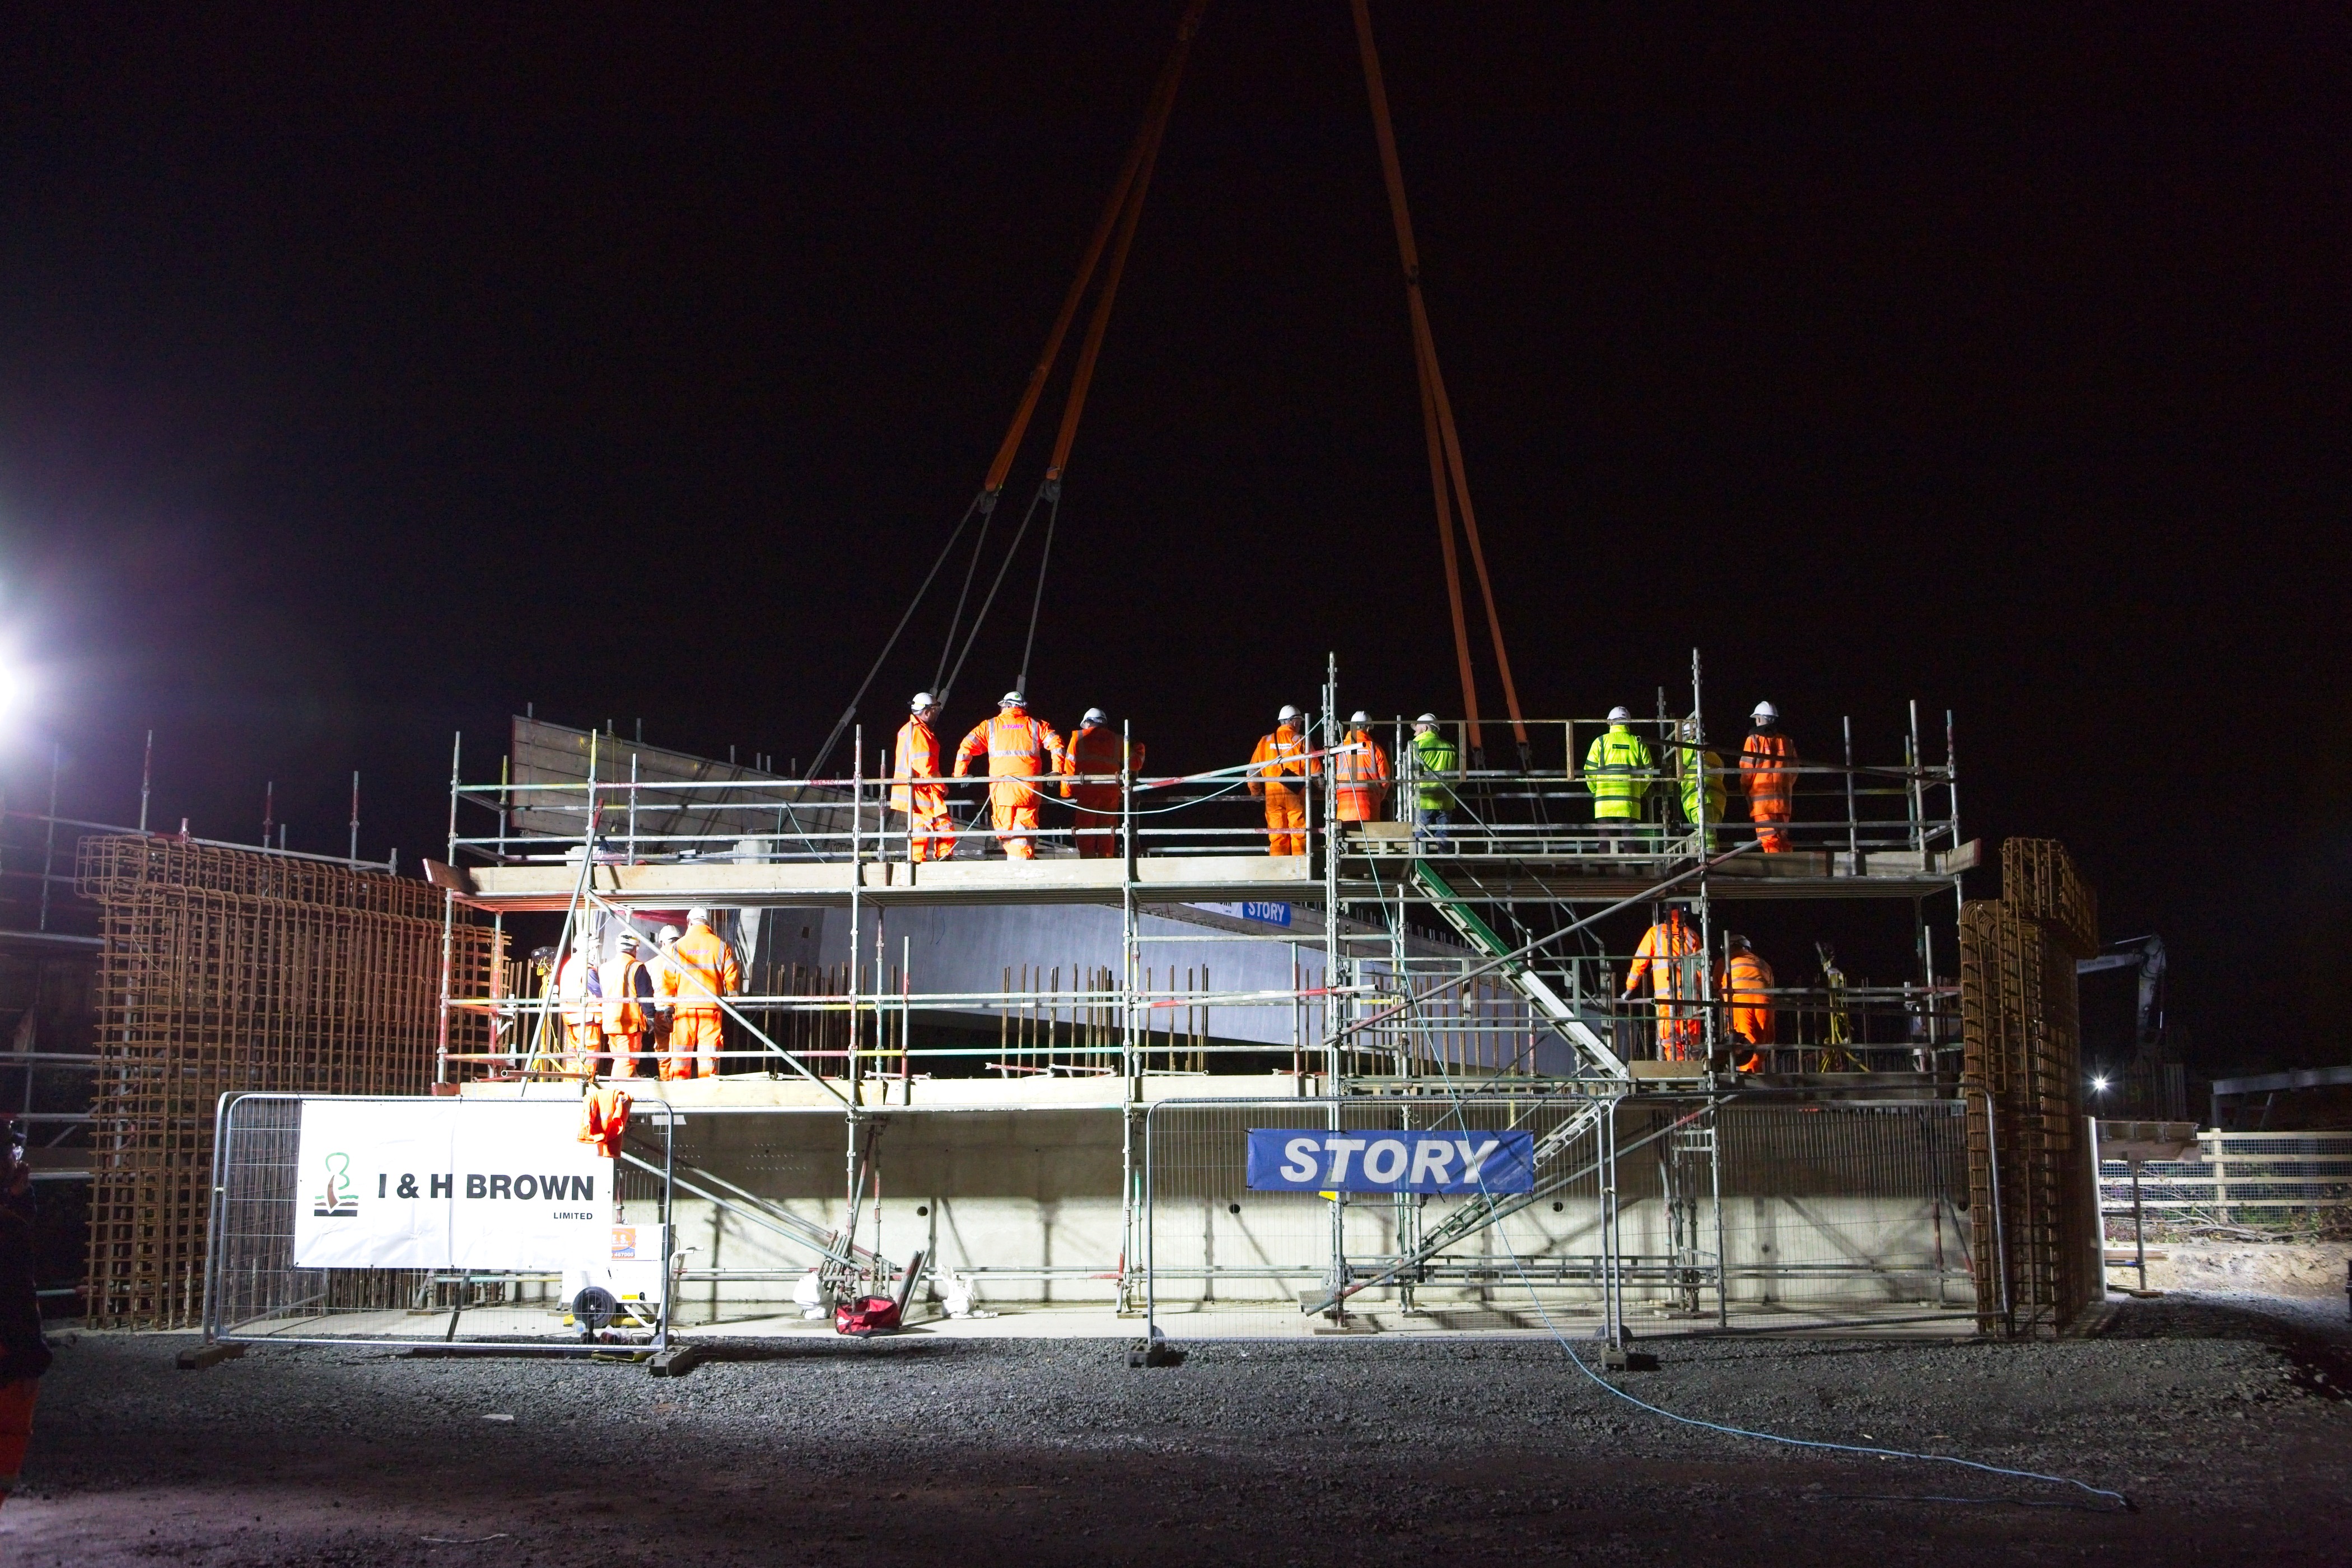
[0,6,2342,1076]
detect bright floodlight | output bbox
[2091,1076,2110,1093]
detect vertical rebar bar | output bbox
[1842,716,1858,868]
[38,744,60,931]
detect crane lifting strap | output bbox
[1352,0,1529,760]
[809,0,1209,777]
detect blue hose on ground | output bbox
[1406,1059,2134,1512]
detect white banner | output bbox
[292,1099,615,1271]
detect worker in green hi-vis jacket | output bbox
[1408,715,1458,847]
[1676,718,1725,851]
[1584,707,1655,852]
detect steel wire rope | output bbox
[1397,1030,2132,1511]
[809,491,990,781]
[809,1,1205,759]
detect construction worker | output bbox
[1585,707,1655,850]
[893,692,956,863]
[599,930,655,1079]
[1740,701,1798,853]
[1676,718,1726,851]
[552,931,602,1079]
[1248,706,1317,857]
[954,691,1066,860]
[522,944,558,1070]
[1334,711,1392,827]
[660,908,740,1080]
[1723,934,1776,1071]
[1061,708,1141,860]
[0,1121,48,1514]
[1408,714,1458,846]
[649,924,682,1062]
[1623,907,1703,1061]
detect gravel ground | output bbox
[3,1292,2346,1566]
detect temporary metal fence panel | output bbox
[204,1092,674,1351]
[1145,1094,1977,1341]
[1145,1094,1617,1341]
[1696,1099,1973,1320]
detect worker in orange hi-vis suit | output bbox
[1739,701,1799,853]
[551,932,602,1079]
[1722,935,1776,1072]
[1623,908,1705,1062]
[1061,708,1142,860]
[1333,710,1392,825]
[660,908,740,1079]
[1249,706,1319,856]
[953,691,1066,861]
[598,930,655,1079]
[892,692,956,863]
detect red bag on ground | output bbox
[834,1295,902,1337]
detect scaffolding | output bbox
[422,656,2050,1340]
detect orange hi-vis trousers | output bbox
[1069,790,1121,858]
[1749,795,1791,853]
[0,1379,35,1508]
[665,1011,724,1079]
[562,1022,602,1079]
[603,1032,644,1079]
[1263,786,1307,856]
[902,793,956,861]
[992,800,1041,860]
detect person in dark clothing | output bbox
[0,1117,49,1509]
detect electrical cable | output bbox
[1395,1031,2134,1513]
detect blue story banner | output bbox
[1244,1127,1536,1194]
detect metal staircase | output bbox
[1411,860,1628,1079]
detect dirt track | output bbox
[3,1294,2346,1566]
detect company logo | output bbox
[1244,1128,1536,1194]
[313,1151,358,1218]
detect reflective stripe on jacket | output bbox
[554,953,601,1028]
[1335,731,1391,821]
[1679,747,1726,827]
[666,923,739,1015]
[1624,916,1701,999]
[1585,725,1655,819]
[1249,726,1315,796]
[892,718,944,814]
[1409,728,1458,811]
[1061,724,1140,808]
[1740,729,1797,801]
[600,955,650,1035]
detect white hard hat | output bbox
[573,929,595,948]
[1000,690,1025,707]
[1607,706,1634,723]
[1415,713,1438,726]
[1348,710,1370,725]
[1752,701,1778,723]
[911,691,936,712]
[1277,704,1299,722]
[658,925,682,944]
[1081,707,1107,726]
[685,907,710,925]
[617,930,640,949]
